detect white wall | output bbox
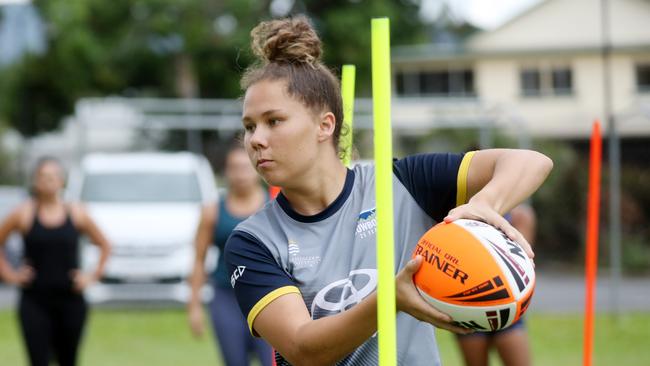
[474,52,649,137]
[469,0,601,51]
[469,0,650,52]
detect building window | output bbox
[395,69,475,97]
[552,68,572,95]
[637,64,650,92]
[521,69,541,96]
[520,65,573,97]
[420,71,449,95]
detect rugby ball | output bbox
[412,219,535,331]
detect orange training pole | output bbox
[583,120,602,366]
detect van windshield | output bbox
[81,173,201,202]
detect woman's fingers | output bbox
[408,295,472,335]
[396,257,473,335]
[510,229,534,259]
[188,305,205,338]
[69,270,96,292]
[444,206,471,223]
[433,319,473,335]
[444,204,535,259]
[487,215,534,259]
[403,255,422,275]
[16,265,35,286]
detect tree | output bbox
[1,0,433,136]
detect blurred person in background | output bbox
[188,143,273,366]
[0,156,111,366]
[456,202,537,366]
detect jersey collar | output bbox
[276,168,355,223]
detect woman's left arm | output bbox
[445,149,553,257]
[71,204,112,289]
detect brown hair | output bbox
[241,16,345,154]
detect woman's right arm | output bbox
[0,205,33,286]
[252,256,469,366]
[187,203,216,337]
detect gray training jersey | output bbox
[225,152,473,365]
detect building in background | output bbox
[393,0,650,138]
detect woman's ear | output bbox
[317,112,336,142]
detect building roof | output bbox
[394,0,650,63]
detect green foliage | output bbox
[532,140,585,263]
[618,235,650,273]
[600,163,650,273]
[1,0,430,136]
[1,54,76,136]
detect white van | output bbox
[67,152,217,303]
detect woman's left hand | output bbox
[70,270,97,292]
[444,200,534,259]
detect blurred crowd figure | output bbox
[456,203,537,366]
[0,156,111,366]
[188,143,273,366]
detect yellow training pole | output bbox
[340,65,356,167]
[371,17,396,366]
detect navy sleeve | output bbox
[224,230,299,335]
[393,152,468,222]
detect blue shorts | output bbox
[457,317,526,338]
[209,284,273,366]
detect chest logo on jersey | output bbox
[355,208,377,239]
[230,266,246,288]
[288,239,300,256]
[310,269,377,318]
[288,239,321,269]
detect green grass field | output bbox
[0,309,648,365]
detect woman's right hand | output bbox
[396,256,472,335]
[9,265,34,287]
[188,301,205,338]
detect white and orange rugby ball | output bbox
[412,219,535,331]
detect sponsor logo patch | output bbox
[311,269,377,318]
[230,265,246,288]
[287,239,321,269]
[288,239,300,256]
[355,208,377,239]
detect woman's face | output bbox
[242,79,323,187]
[225,148,259,191]
[33,161,64,197]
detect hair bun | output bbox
[251,16,322,66]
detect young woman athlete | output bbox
[224,16,553,366]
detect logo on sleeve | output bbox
[355,208,377,239]
[230,266,246,288]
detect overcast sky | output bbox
[422,0,542,29]
[0,0,543,30]
[0,0,30,5]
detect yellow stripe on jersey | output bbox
[247,285,301,336]
[456,151,476,206]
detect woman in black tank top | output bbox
[0,157,111,366]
